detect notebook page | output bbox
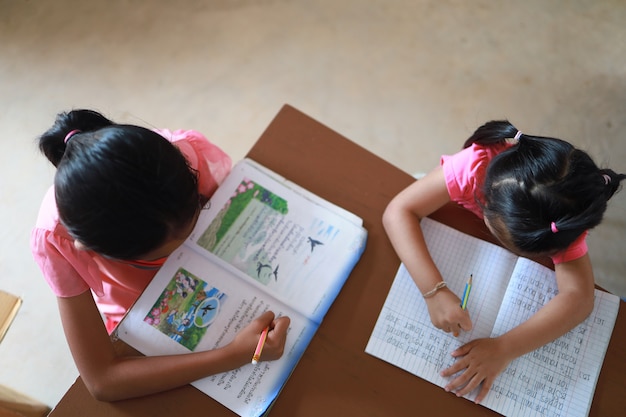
[366,218,518,392]
[367,219,620,416]
[481,258,620,417]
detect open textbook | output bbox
[366,218,619,417]
[117,159,367,417]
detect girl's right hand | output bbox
[425,289,472,336]
[230,311,291,365]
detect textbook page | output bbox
[118,158,367,417]
[366,218,620,417]
[188,159,368,323]
[117,247,317,417]
[242,158,364,227]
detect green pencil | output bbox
[460,274,473,310]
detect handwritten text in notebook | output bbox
[366,218,619,417]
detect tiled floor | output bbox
[1,0,625,409]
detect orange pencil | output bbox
[251,326,269,365]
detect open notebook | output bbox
[366,218,619,417]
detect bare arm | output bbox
[442,254,595,402]
[58,291,290,401]
[382,167,472,334]
[384,167,596,404]
[498,255,595,356]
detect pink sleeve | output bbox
[30,227,104,298]
[440,145,489,218]
[440,143,514,219]
[441,145,483,200]
[30,187,105,298]
[550,232,588,264]
[155,129,232,197]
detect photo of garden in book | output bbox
[143,267,227,351]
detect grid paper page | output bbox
[366,218,519,398]
[482,258,620,417]
[366,219,620,417]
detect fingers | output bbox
[255,311,291,332]
[450,371,493,401]
[258,313,290,362]
[271,315,291,334]
[444,369,473,393]
[436,312,473,336]
[267,315,290,345]
[440,358,466,378]
[441,323,465,337]
[473,379,493,404]
[441,356,479,397]
[438,339,499,404]
[450,341,473,357]
[459,315,473,332]
[255,310,276,328]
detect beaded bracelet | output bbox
[422,281,447,298]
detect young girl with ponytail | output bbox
[31,109,290,401]
[383,120,625,403]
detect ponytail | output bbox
[598,169,626,200]
[38,109,114,167]
[480,125,626,255]
[37,109,200,259]
[463,120,520,149]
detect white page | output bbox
[482,258,620,417]
[117,247,316,417]
[243,159,364,227]
[188,159,367,322]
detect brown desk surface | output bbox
[50,105,625,416]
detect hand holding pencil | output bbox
[423,286,473,337]
[448,274,473,337]
[233,311,290,366]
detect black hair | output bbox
[465,120,625,255]
[38,109,200,259]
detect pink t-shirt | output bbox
[441,143,587,264]
[30,129,231,322]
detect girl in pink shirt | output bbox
[383,120,625,403]
[31,109,290,401]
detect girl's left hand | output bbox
[439,337,513,403]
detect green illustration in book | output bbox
[143,268,227,351]
[197,178,334,286]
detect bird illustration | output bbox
[256,262,272,277]
[272,265,280,281]
[307,237,324,253]
[200,304,216,316]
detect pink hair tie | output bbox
[550,221,559,234]
[513,130,523,141]
[64,129,81,144]
[602,174,611,185]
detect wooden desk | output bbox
[50,105,625,416]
